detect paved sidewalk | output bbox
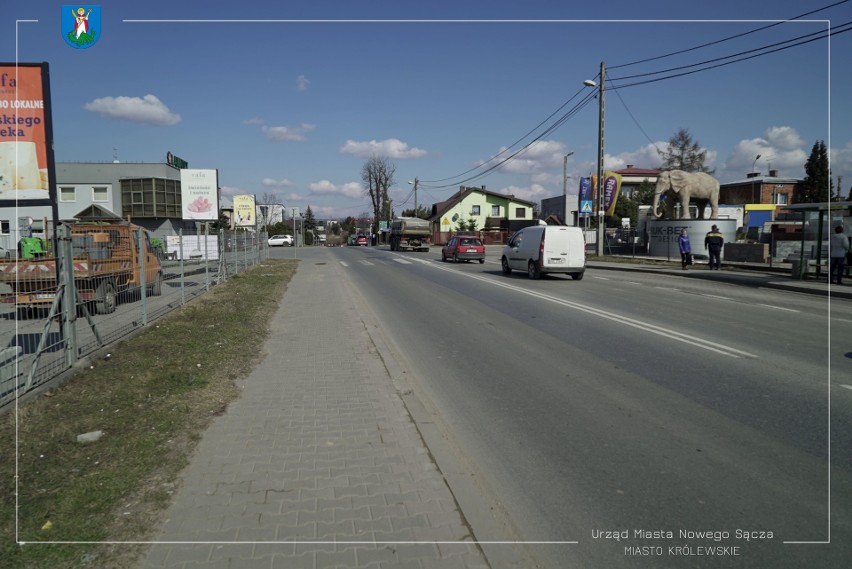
[139,258,489,569]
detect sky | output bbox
[5,0,851,220]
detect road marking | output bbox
[625,281,642,285]
[840,385,852,391]
[654,286,680,292]
[593,276,611,280]
[428,263,757,359]
[701,294,733,301]
[758,304,799,312]
[392,258,412,264]
[360,260,374,266]
[340,261,349,267]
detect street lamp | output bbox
[407,178,419,213]
[751,154,761,204]
[563,152,574,225]
[584,65,605,256]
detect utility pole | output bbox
[595,61,606,256]
[563,153,574,225]
[413,177,419,213]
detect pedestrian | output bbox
[705,224,724,270]
[829,225,850,285]
[678,228,692,270]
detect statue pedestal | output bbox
[647,219,736,259]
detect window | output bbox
[471,205,481,216]
[60,187,76,202]
[0,220,9,234]
[515,207,526,218]
[491,205,500,216]
[774,193,788,205]
[92,186,109,202]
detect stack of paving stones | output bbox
[140,260,490,568]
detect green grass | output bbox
[1,260,297,569]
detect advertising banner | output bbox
[180,169,218,221]
[0,63,56,205]
[603,171,623,217]
[577,177,592,217]
[233,194,256,227]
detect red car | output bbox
[442,235,485,263]
[356,235,368,246]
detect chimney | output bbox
[626,164,634,169]
[746,172,759,179]
[768,169,778,177]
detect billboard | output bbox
[0,63,57,206]
[233,194,256,227]
[180,168,218,221]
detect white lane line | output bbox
[360,260,374,266]
[340,261,349,267]
[654,286,680,292]
[701,294,733,301]
[392,258,412,264]
[428,263,757,359]
[625,281,642,286]
[758,304,800,313]
[593,276,611,280]
[840,385,852,391]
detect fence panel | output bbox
[0,228,268,408]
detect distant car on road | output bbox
[442,235,485,263]
[268,234,294,247]
[356,235,368,246]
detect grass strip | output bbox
[1,259,297,569]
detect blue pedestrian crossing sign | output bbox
[580,200,593,213]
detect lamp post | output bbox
[407,178,419,214]
[563,152,574,225]
[585,63,605,256]
[751,154,761,204]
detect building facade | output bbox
[428,186,537,244]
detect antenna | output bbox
[112,147,120,163]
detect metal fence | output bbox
[0,228,269,408]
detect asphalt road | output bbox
[280,245,852,568]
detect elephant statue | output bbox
[652,170,720,220]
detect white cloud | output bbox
[263,123,316,141]
[261,177,293,188]
[308,180,364,199]
[497,184,549,202]
[84,94,181,125]
[830,141,852,197]
[482,140,567,175]
[296,75,310,92]
[243,117,265,125]
[718,126,810,182]
[340,138,427,159]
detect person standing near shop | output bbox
[705,224,724,270]
[830,225,850,285]
[678,228,692,270]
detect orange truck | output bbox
[0,220,163,318]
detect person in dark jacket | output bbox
[678,228,692,270]
[705,224,724,270]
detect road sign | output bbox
[580,200,593,213]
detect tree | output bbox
[258,192,280,229]
[658,128,712,173]
[401,205,430,219]
[800,141,832,203]
[361,156,395,232]
[303,206,317,245]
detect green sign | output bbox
[166,151,189,169]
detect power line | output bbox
[608,0,849,70]
[609,20,851,83]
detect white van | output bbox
[500,224,586,280]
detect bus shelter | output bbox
[783,201,852,279]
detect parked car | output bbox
[442,235,485,263]
[501,223,585,279]
[356,234,368,246]
[268,234,294,247]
